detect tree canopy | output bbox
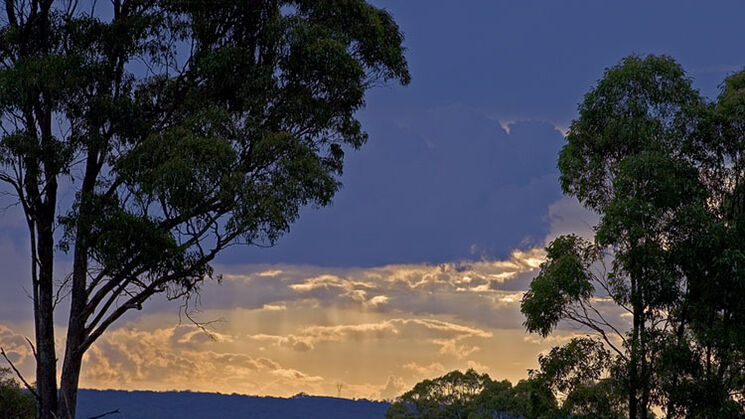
[0,1,409,418]
[385,369,560,419]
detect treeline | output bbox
[386,364,631,419]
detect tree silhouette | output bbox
[522,54,745,417]
[0,1,409,418]
[386,369,559,419]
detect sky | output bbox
[2,0,745,401]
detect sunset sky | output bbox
[3,0,745,401]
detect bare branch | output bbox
[23,336,37,361]
[1,346,39,400]
[178,293,224,341]
[53,273,72,309]
[566,306,628,361]
[582,298,628,347]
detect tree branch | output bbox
[81,226,243,353]
[0,346,39,400]
[566,307,628,361]
[4,0,17,27]
[24,336,37,361]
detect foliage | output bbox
[561,379,626,419]
[533,337,612,396]
[530,337,627,419]
[386,369,560,419]
[521,54,745,418]
[0,1,409,418]
[385,369,491,419]
[0,367,36,419]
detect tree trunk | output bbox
[639,334,649,419]
[58,346,84,419]
[35,217,58,419]
[58,237,91,419]
[58,305,86,419]
[33,115,60,418]
[629,275,640,419]
[57,146,99,419]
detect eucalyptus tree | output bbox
[661,69,745,418]
[522,55,745,417]
[0,1,409,418]
[386,369,560,419]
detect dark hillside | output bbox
[76,390,390,419]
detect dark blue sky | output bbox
[2,1,745,268]
[221,1,745,266]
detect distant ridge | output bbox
[75,389,390,419]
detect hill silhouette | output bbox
[75,389,390,419]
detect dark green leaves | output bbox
[529,53,745,416]
[521,235,596,337]
[386,369,559,419]
[534,337,612,395]
[559,55,702,212]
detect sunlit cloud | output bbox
[402,362,446,377]
[0,193,607,400]
[0,325,33,365]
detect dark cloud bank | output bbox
[222,105,564,267]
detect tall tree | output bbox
[657,68,745,418]
[0,1,409,418]
[522,54,745,417]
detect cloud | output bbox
[246,319,492,354]
[544,197,599,244]
[192,247,545,332]
[402,362,446,377]
[380,375,406,400]
[433,338,481,359]
[0,163,607,402]
[271,368,323,382]
[73,325,335,396]
[465,360,491,373]
[0,325,33,366]
[218,105,564,266]
[68,320,504,399]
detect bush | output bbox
[0,367,36,419]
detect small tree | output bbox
[0,1,409,418]
[0,367,36,419]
